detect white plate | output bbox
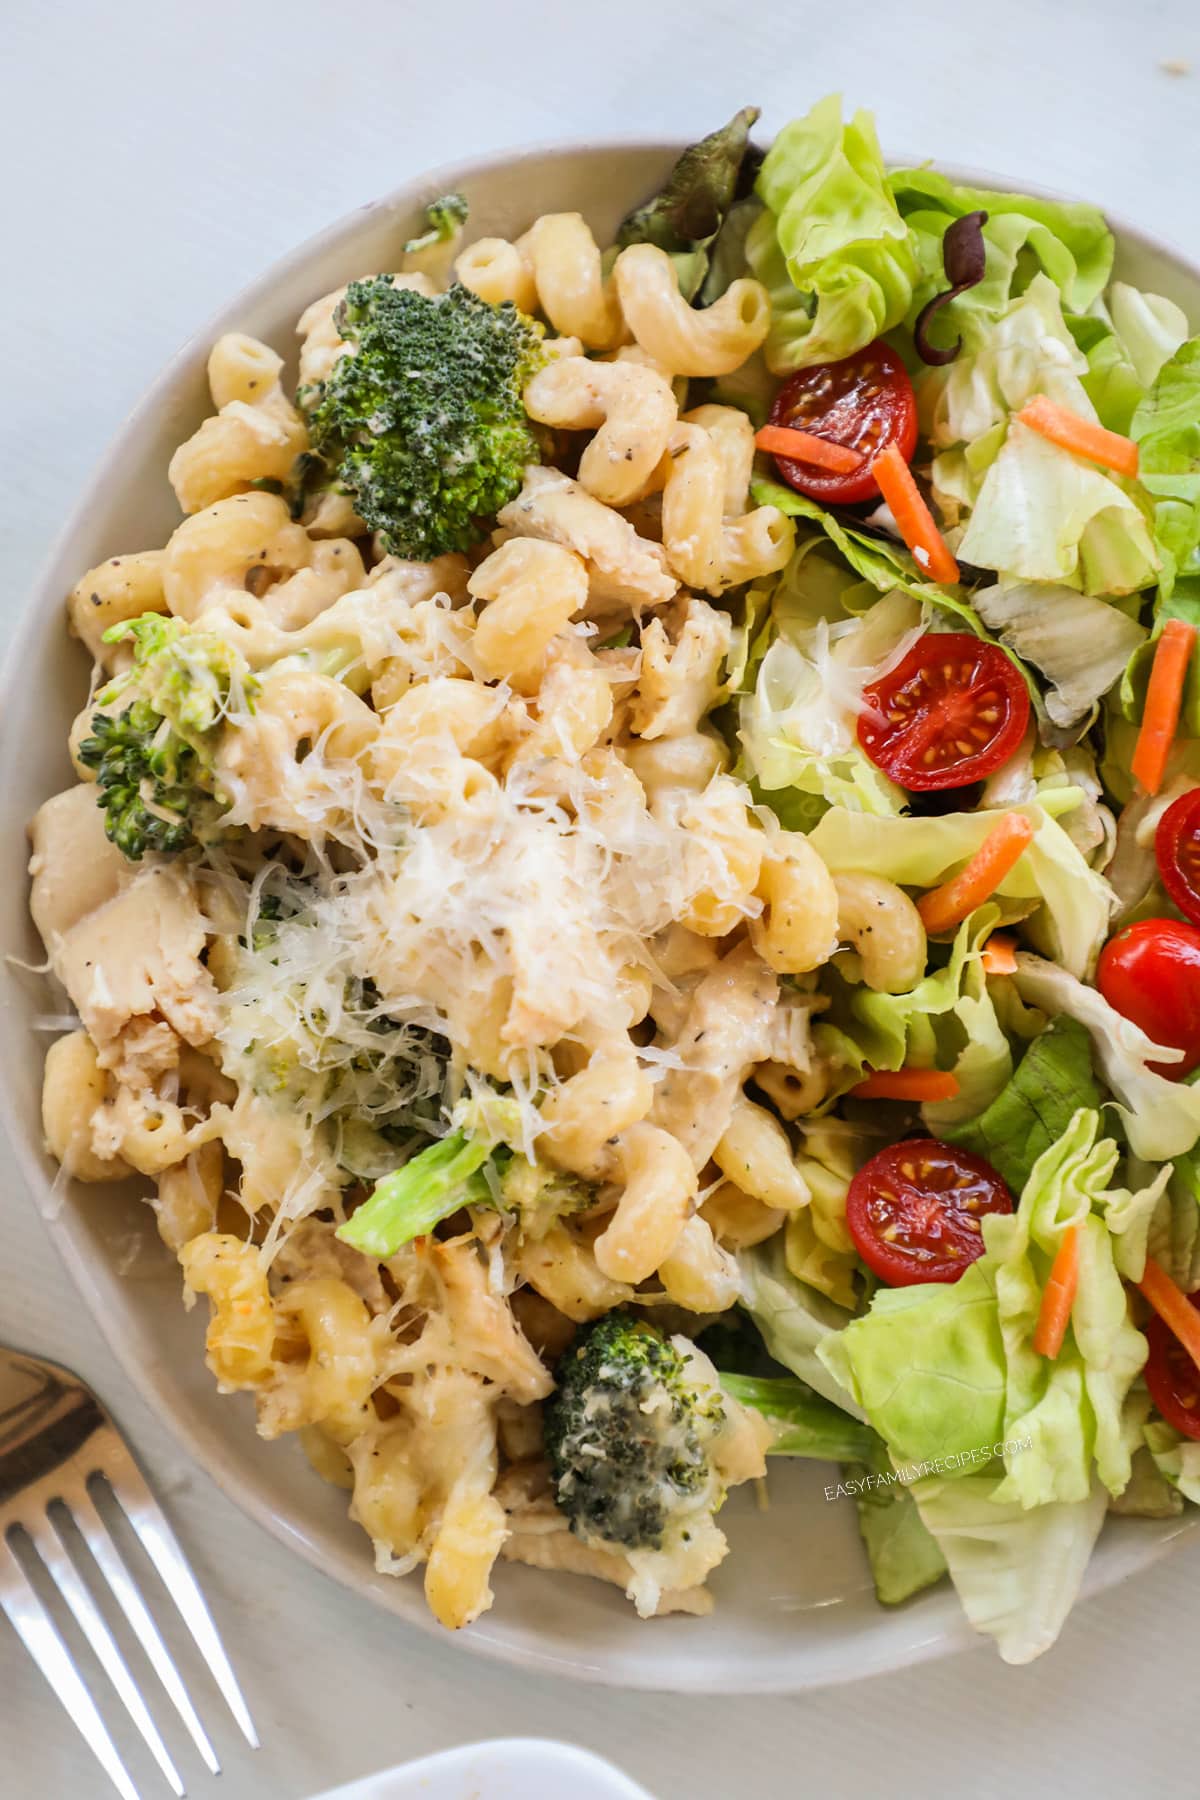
[4,140,1199,1694]
[308,1739,653,1800]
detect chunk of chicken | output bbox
[52,864,220,1050]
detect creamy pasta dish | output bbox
[30,98,1200,1661]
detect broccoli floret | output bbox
[78,613,254,861]
[543,1314,726,1551]
[301,278,546,561]
[403,192,469,254]
[496,1154,592,1239]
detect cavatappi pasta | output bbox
[30,188,875,1634]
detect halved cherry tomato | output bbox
[857,632,1030,791]
[1145,1293,1200,1440]
[1096,918,1200,1078]
[845,1139,1014,1287]
[766,341,917,506]
[1155,787,1200,926]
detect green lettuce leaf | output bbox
[922,276,1094,494]
[981,736,1115,866]
[983,1113,1162,1506]
[1130,335,1200,602]
[737,1233,863,1418]
[1108,1441,1183,1518]
[1074,282,1190,435]
[746,95,916,371]
[916,276,1159,594]
[1146,1144,1200,1293]
[818,1260,1008,1469]
[1013,951,1200,1159]
[941,1017,1101,1195]
[616,106,761,302]
[972,580,1146,733]
[1118,577,1200,737]
[957,420,1159,594]
[889,168,1113,329]
[846,1442,948,1605]
[718,1373,874,1461]
[1145,1417,1200,1504]
[908,1471,1108,1664]
[787,1119,865,1310]
[807,802,1115,978]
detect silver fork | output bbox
[0,1345,259,1798]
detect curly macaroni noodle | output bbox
[614,243,770,376]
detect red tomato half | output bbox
[857,632,1030,791]
[767,341,917,505]
[1145,1295,1200,1440]
[1096,918,1200,1079]
[846,1139,1014,1287]
[1155,787,1200,926]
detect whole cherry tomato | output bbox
[1096,918,1200,1078]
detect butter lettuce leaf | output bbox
[890,168,1113,328]
[817,1262,1007,1471]
[941,1016,1101,1196]
[749,476,959,605]
[846,1440,949,1605]
[747,95,916,371]
[972,580,1146,733]
[922,276,1094,483]
[739,585,920,823]
[1146,1144,1200,1294]
[1130,335,1200,602]
[957,421,1159,594]
[736,1233,863,1418]
[1145,1418,1200,1505]
[817,909,1011,1119]
[1075,282,1190,435]
[909,1472,1108,1665]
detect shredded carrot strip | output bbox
[917,812,1035,936]
[1139,1257,1200,1371]
[1132,619,1197,795]
[850,1069,960,1102]
[755,423,864,474]
[1033,1225,1080,1359]
[1017,394,1140,479]
[871,441,960,584]
[980,932,1018,976]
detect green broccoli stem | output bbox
[336,1130,494,1257]
[718,1373,875,1462]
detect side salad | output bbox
[633,95,1200,1663]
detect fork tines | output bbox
[0,1350,258,1799]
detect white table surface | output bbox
[4,1,1200,1794]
